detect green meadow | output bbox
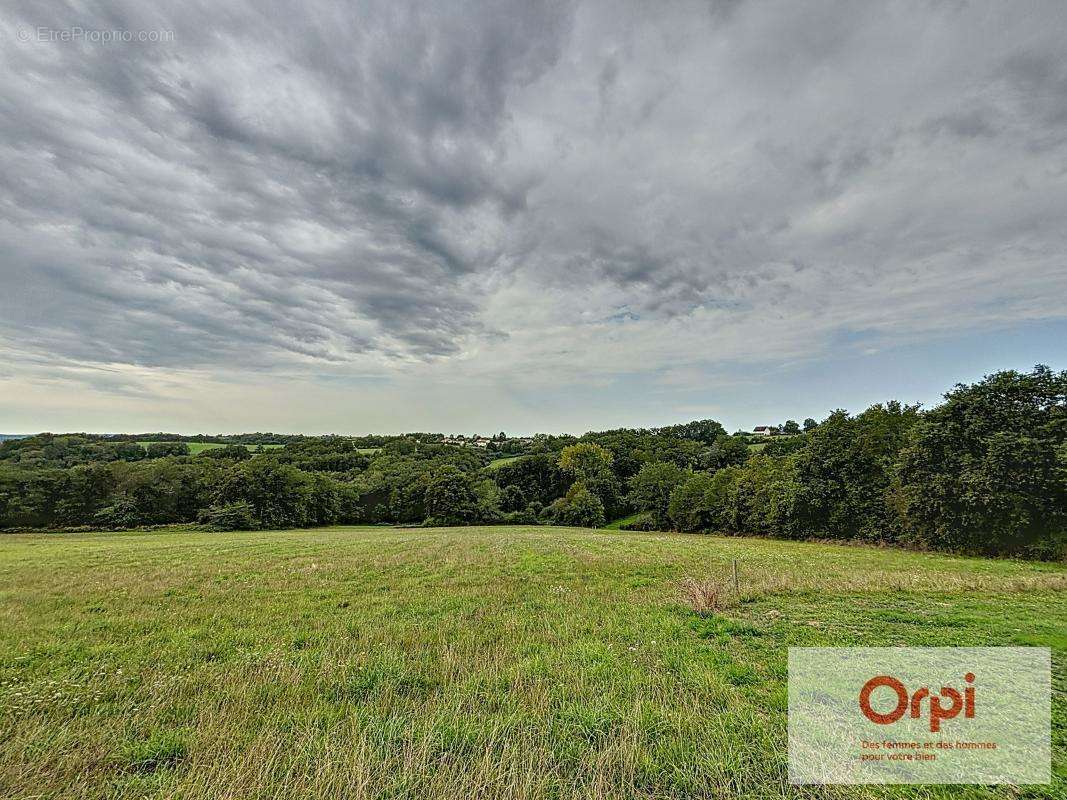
[0,526,1063,799]
[137,442,285,455]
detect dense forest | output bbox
[1,366,1063,559]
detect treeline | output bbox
[620,366,1065,558]
[107,432,395,448]
[0,366,1063,558]
[0,436,160,469]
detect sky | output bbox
[1,0,1065,436]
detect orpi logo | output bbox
[859,673,976,732]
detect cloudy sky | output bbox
[1,1,1065,435]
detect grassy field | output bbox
[137,442,285,455]
[487,455,523,469]
[0,526,1063,799]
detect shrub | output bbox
[536,503,556,525]
[545,482,606,528]
[197,445,251,461]
[502,509,539,525]
[620,512,659,531]
[93,497,141,529]
[198,501,257,531]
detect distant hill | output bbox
[0,434,29,441]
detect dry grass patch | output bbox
[678,577,727,616]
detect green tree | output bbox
[628,461,687,528]
[493,455,569,506]
[782,420,801,435]
[790,403,920,540]
[763,434,809,458]
[213,459,315,528]
[732,454,800,535]
[702,434,750,470]
[383,438,417,456]
[896,366,1066,556]
[668,472,717,532]
[473,478,503,523]
[198,501,257,531]
[145,441,190,458]
[105,459,217,526]
[199,445,251,461]
[658,418,727,444]
[547,482,605,528]
[558,442,621,516]
[704,466,743,531]
[579,470,623,519]
[389,472,431,523]
[558,443,613,481]
[424,467,481,525]
[499,484,527,512]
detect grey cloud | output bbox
[0,0,1065,403]
[0,0,575,370]
[922,108,1000,140]
[496,1,1067,323]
